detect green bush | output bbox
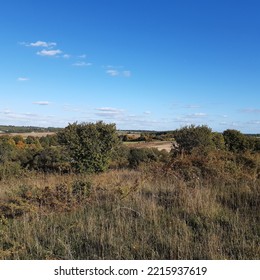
[173,125,214,154]
[223,129,251,152]
[58,121,119,173]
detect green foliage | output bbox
[109,145,130,169]
[12,135,24,145]
[58,121,119,173]
[0,162,23,180]
[128,148,167,168]
[223,129,251,152]
[0,136,22,179]
[0,136,17,163]
[254,137,260,151]
[173,125,214,154]
[211,132,225,150]
[32,146,71,173]
[72,180,92,202]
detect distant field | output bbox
[0,131,173,151]
[124,140,172,152]
[0,132,56,138]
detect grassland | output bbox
[0,124,259,260]
[0,153,259,260]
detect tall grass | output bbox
[0,152,259,259]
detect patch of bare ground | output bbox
[124,141,172,152]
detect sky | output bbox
[0,0,259,132]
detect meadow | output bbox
[0,124,259,259]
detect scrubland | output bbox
[0,150,259,260]
[0,124,259,259]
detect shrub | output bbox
[173,125,214,154]
[223,129,251,152]
[58,121,119,173]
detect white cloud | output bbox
[106,69,120,76]
[33,101,50,105]
[78,54,86,58]
[184,104,201,108]
[28,41,57,48]
[63,54,71,59]
[187,113,208,118]
[73,61,92,67]
[246,120,260,125]
[104,66,131,77]
[17,77,29,82]
[3,109,12,115]
[240,108,260,113]
[193,113,207,117]
[37,49,62,56]
[96,107,122,112]
[144,111,151,115]
[95,107,124,118]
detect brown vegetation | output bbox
[0,123,259,260]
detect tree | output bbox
[223,129,251,152]
[173,125,213,154]
[212,132,225,150]
[57,121,119,173]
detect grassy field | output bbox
[0,154,259,260]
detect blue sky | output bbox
[0,0,259,132]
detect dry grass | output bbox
[0,160,259,260]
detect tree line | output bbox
[0,121,259,179]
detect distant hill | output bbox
[0,125,61,134]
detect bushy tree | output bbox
[223,129,251,152]
[0,136,17,163]
[128,148,167,168]
[212,132,226,150]
[253,137,260,151]
[33,146,71,173]
[173,125,213,154]
[58,121,119,173]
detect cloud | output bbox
[106,69,120,76]
[144,111,152,115]
[95,107,124,118]
[104,66,131,77]
[78,54,86,58]
[96,107,123,112]
[3,109,12,115]
[37,49,62,56]
[246,120,260,125]
[28,41,57,48]
[193,113,207,117]
[240,108,260,114]
[184,104,201,108]
[33,101,50,105]
[17,77,29,82]
[63,54,71,59]
[0,109,64,127]
[73,61,92,67]
[186,113,208,118]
